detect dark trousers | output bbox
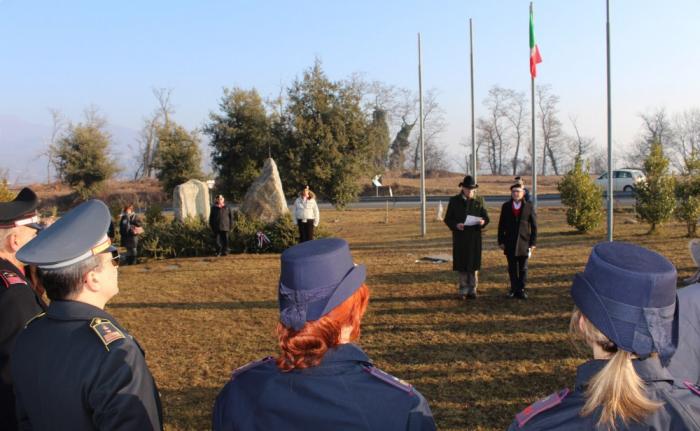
[297,220,315,243]
[506,254,528,293]
[215,230,229,255]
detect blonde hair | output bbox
[570,307,662,429]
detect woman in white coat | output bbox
[293,185,320,243]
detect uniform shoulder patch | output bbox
[0,270,27,288]
[90,318,125,351]
[231,356,275,380]
[515,389,569,428]
[25,312,46,327]
[685,381,700,396]
[363,366,414,394]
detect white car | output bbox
[595,169,645,192]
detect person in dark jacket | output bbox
[444,175,489,299]
[667,282,700,385]
[0,188,46,431]
[498,182,537,299]
[508,242,700,430]
[209,194,235,256]
[12,199,162,431]
[119,204,142,265]
[212,238,436,431]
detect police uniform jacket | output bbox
[497,199,537,257]
[507,357,700,430]
[213,343,436,431]
[11,300,163,430]
[209,205,235,232]
[667,283,700,385]
[443,194,489,272]
[0,258,46,431]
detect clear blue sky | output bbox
[1,0,698,179]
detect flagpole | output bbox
[418,32,427,237]
[530,2,537,208]
[606,0,613,241]
[469,18,476,180]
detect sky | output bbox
[1,0,698,182]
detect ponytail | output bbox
[570,308,661,429]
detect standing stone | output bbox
[173,179,211,222]
[240,158,289,223]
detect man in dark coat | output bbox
[209,194,235,256]
[0,188,46,431]
[444,175,489,299]
[12,200,162,430]
[498,182,537,299]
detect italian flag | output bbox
[529,6,542,78]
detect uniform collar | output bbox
[47,299,117,322]
[575,356,675,390]
[319,343,372,366]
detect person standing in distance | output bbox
[213,238,436,430]
[119,204,143,265]
[12,200,162,430]
[498,181,537,299]
[293,185,320,243]
[0,188,46,431]
[443,175,489,299]
[209,194,235,256]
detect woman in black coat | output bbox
[497,182,537,299]
[443,175,489,299]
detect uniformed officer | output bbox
[0,188,46,431]
[667,282,700,384]
[213,238,436,431]
[508,242,700,430]
[11,199,163,430]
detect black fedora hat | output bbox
[459,175,478,189]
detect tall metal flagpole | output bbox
[530,2,537,208]
[606,0,613,241]
[469,19,476,179]
[418,33,426,237]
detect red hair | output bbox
[276,284,370,372]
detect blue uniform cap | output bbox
[0,187,43,231]
[16,200,115,269]
[278,238,366,331]
[571,241,679,364]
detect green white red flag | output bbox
[529,6,542,78]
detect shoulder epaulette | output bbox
[515,389,569,428]
[685,381,700,396]
[25,312,46,327]
[363,366,414,394]
[231,356,275,380]
[0,270,27,288]
[90,317,125,351]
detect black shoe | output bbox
[515,290,528,300]
[507,291,516,298]
[466,292,477,299]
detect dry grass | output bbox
[110,206,696,430]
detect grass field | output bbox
[110,206,697,430]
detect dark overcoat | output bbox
[0,259,46,431]
[508,357,700,430]
[497,200,537,257]
[443,194,489,272]
[213,343,436,431]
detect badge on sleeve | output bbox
[515,389,569,428]
[90,318,125,351]
[0,270,27,288]
[363,366,414,394]
[231,356,274,380]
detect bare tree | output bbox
[410,89,448,172]
[134,88,176,179]
[502,89,528,175]
[672,108,700,171]
[536,84,564,175]
[626,108,673,168]
[477,118,498,174]
[36,108,66,184]
[568,116,595,167]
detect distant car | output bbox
[595,169,646,192]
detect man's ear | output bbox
[83,268,100,293]
[8,232,22,253]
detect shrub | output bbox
[675,152,700,237]
[557,157,603,233]
[0,176,15,202]
[635,141,676,234]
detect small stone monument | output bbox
[240,158,289,223]
[173,179,211,222]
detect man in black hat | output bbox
[444,175,489,299]
[498,182,537,299]
[11,200,162,430]
[0,188,46,431]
